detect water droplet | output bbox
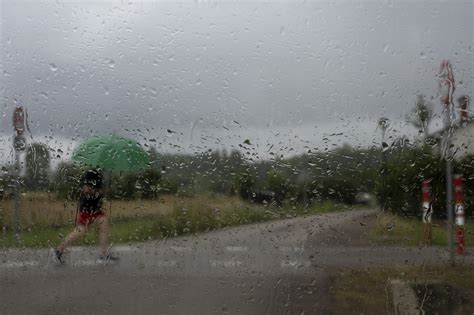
[280,26,285,36]
[106,59,115,68]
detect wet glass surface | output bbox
[0,1,473,314]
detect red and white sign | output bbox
[458,95,470,123]
[454,174,465,255]
[454,175,464,226]
[438,60,455,107]
[12,106,26,135]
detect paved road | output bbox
[1,209,470,314]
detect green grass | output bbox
[330,266,474,315]
[0,200,353,248]
[132,200,352,239]
[0,217,156,248]
[370,212,474,247]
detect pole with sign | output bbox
[454,175,465,255]
[438,60,455,264]
[421,180,433,245]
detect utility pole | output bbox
[438,60,455,264]
[12,106,27,241]
[378,117,390,212]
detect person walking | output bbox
[54,169,118,264]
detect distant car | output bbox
[250,191,283,207]
[355,192,372,204]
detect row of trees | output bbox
[0,141,378,205]
[149,144,380,206]
[1,142,472,218]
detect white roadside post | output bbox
[454,175,465,255]
[421,180,432,245]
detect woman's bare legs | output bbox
[57,225,87,253]
[56,215,110,258]
[97,215,109,257]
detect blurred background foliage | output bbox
[0,139,472,223]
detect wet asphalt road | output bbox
[0,209,463,314]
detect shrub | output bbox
[374,145,465,218]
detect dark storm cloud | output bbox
[0,0,472,160]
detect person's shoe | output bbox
[96,254,119,264]
[53,248,64,264]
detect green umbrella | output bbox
[72,135,151,214]
[71,135,150,172]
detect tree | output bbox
[376,144,443,217]
[406,94,433,137]
[0,164,15,199]
[53,162,82,200]
[267,170,288,199]
[137,167,161,199]
[235,167,254,199]
[295,171,311,207]
[148,146,160,171]
[25,143,51,190]
[227,149,244,174]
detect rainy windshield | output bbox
[1,1,473,314]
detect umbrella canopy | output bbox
[71,135,150,172]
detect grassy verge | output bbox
[151,200,353,238]
[0,192,178,227]
[330,266,474,315]
[0,197,354,248]
[0,217,157,248]
[370,212,474,246]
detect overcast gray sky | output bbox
[0,0,472,165]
